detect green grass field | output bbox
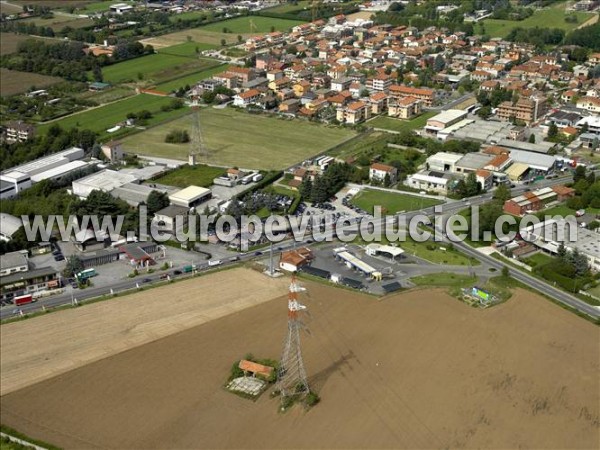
[477,2,596,38]
[121,108,356,170]
[101,54,220,84]
[152,165,225,188]
[38,94,188,138]
[158,41,216,57]
[76,86,136,104]
[154,64,230,93]
[585,284,600,299]
[542,204,600,217]
[367,111,437,132]
[200,16,304,33]
[411,273,477,287]
[523,252,555,268]
[351,189,443,214]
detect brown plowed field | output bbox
[1,279,598,449]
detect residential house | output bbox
[369,163,397,183]
[233,89,261,107]
[4,121,34,143]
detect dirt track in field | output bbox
[1,279,598,449]
[0,268,288,396]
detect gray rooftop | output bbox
[495,138,556,154]
[456,153,495,170]
[0,251,28,271]
[509,150,556,170]
[0,213,23,238]
[451,120,512,143]
[0,266,57,285]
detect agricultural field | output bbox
[37,94,188,138]
[141,28,245,48]
[152,164,226,188]
[477,2,597,38]
[22,15,94,30]
[154,63,230,93]
[158,41,217,57]
[368,111,437,133]
[0,33,50,56]
[1,277,597,449]
[200,16,304,33]
[264,0,311,14]
[10,0,93,7]
[76,85,136,104]
[75,0,132,13]
[0,68,62,96]
[101,53,221,84]
[121,108,356,170]
[351,188,443,214]
[0,2,22,14]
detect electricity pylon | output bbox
[189,101,207,165]
[277,275,310,402]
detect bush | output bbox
[306,391,320,407]
[165,129,190,143]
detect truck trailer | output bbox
[14,294,35,306]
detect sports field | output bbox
[121,108,356,170]
[37,94,188,136]
[368,111,437,132]
[477,2,596,38]
[200,16,304,33]
[101,53,221,84]
[0,68,62,96]
[0,276,597,449]
[155,63,230,93]
[351,188,443,214]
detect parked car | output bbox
[173,270,182,275]
[142,278,151,283]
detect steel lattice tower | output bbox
[277,276,310,401]
[189,102,207,165]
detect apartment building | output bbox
[336,101,371,124]
[497,97,548,125]
[389,84,435,106]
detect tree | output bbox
[477,105,492,119]
[573,165,586,183]
[547,122,558,139]
[433,54,445,72]
[528,133,536,143]
[237,34,243,43]
[220,38,226,47]
[493,183,511,202]
[147,190,170,215]
[92,64,103,82]
[501,266,510,278]
[63,255,84,278]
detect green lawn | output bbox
[101,53,220,84]
[542,204,600,218]
[523,252,555,268]
[351,189,443,214]
[200,16,304,33]
[38,94,188,138]
[368,111,436,133]
[151,164,225,188]
[401,238,479,266]
[76,86,135,104]
[121,108,356,170]
[154,63,230,93]
[411,273,477,287]
[158,41,216,57]
[585,284,600,299]
[477,3,596,38]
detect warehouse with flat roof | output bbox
[72,169,138,199]
[169,185,212,209]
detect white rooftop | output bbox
[0,213,22,238]
[169,185,211,202]
[427,152,463,164]
[427,109,468,125]
[30,160,89,183]
[6,147,84,176]
[74,169,137,192]
[509,150,556,171]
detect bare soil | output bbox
[1,280,598,449]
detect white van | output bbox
[208,260,222,267]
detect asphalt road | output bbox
[3,172,598,321]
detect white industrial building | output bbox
[509,150,556,172]
[426,152,463,173]
[1,147,86,198]
[522,219,600,272]
[72,169,137,199]
[405,173,451,194]
[0,213,22,241]
[169,185,212,209]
